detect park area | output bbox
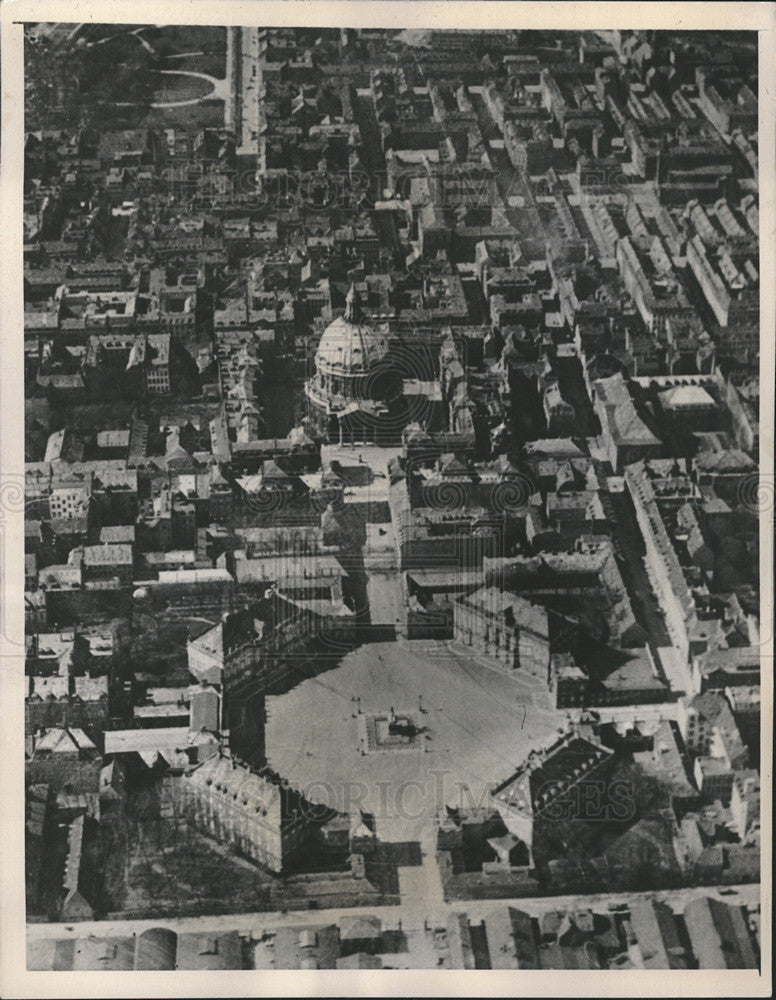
[25,24,227,132]
[149,71,216,104]
[92,778,397,920]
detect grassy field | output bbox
[103,779,391,919]
[25,24,227,133]
[166,52,228,77]
[144,25,227,79]
[140,100,225,130]
[151,72,215,103]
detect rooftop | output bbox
[492,731,613,819]
[459,587,549,637]
[82,544,133,566]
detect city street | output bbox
[27,883,760,941]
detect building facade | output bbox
[181,751,309,873]
[453,587,550,678]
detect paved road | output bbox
[353,92,403,259]
[398,827,445,907]
[27,883,759,940]
[366,569,402,626]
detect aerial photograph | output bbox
[20,21,763,974]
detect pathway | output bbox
[116,69,229,110]
[80,26,228,111]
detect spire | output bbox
[344,284,364,323]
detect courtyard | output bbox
[265,640,566,843]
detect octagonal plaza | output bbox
[264,640,566,843]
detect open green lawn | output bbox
[151,72,215,103]
[140,101,225,130]
[144,25,227,78]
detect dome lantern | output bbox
[344,283,364,323]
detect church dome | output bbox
[315,285,388,376]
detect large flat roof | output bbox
[104,727,192,755]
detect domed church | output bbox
[305,285,396,444]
